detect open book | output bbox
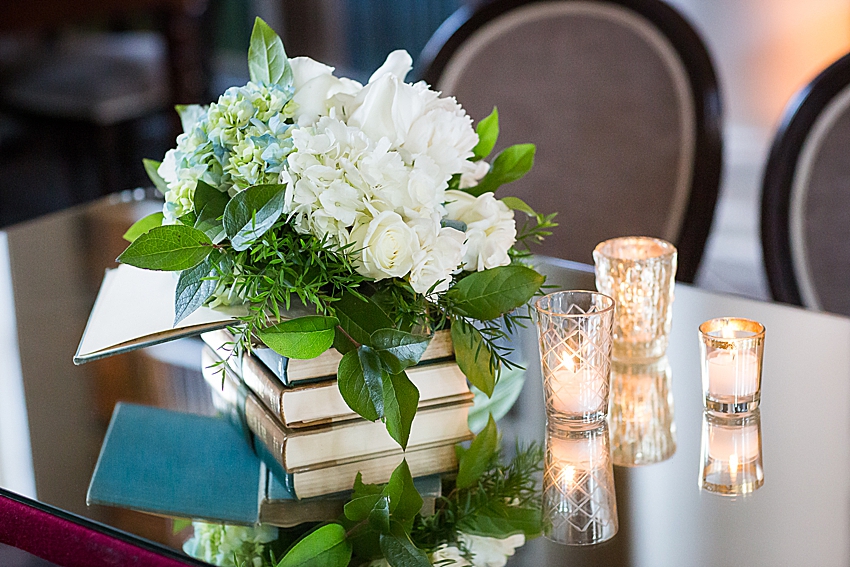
[74,264,245,364]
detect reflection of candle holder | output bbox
[700,410,763,496]
[609,358,676,466]
[699,317,765,414]
[543,421,618,545]
[593,237,677,361]
[535,291,615,426]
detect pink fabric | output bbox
[0,493,194,567]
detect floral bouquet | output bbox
[118,18,554,566]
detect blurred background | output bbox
[0,0,847,300]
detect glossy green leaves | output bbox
[173,254,217,325]
[122,212,164,243]
[456,414,499,489]
[447,265,544,321]
[223,183,286,250]
[248,17,293,88]
[117,225,212,271]
[472,107,499,161]
[258,315,339,359]
[466,144,536,197]
[277,523,351,567]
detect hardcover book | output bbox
[202,347,473,472]
[87,403,443,526]
[202,331,469,428]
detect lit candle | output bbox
[707,422,760,463]
[551,353,607,415]
[707,350,760,398]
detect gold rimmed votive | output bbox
[535,291,615,426]
[699,410,764,497]
[699,317,765,414]
[593,236,677,361]
[609,357,676,467]
[543,421,618,545]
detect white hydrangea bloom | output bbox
[182,521,277,567]
[444,190,516,271]
[430,532,526,567]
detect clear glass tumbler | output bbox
[700,410,764,496]
[609,357,676,466]
[699,317,765,413]
[543,421,618,545]
[593,236,677,361]
[535,291,615,426]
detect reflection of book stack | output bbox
[200,330,472,499]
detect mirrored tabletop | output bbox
[1,193,849,566]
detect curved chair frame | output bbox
[419,0,723,283]
[760,52,850,306]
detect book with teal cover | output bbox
[87,402,261,524]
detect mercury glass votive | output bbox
[535,291,615,425]
[593,236,677,361]
[699,317,765,413]
[609,358,676,466]
[700,410,763,496]
[543,421,618,545]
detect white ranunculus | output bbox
[368,49,413,83]
[409,226,465,295]
[346,73,427,148]
[460,159,490,189]
[444,190,516,271]
[350,211,417,279]
[290,57,362,126]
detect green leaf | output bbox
[500,196,536,216]
[343,493,382,522]
[383,460,423,522]
[258,315,338,359]
[277,523,351,567]
[352,472,382,498]
[248,17,292,87]
[171,518,191,534]
[368,495,391,533]
[174,254,217,325]
[370,329,431,374]
[338,348,384,422]
[143,159,169,195]
[457,501,542,538]
[468,367,526,433]
[223,183,286,251]
[448,265,544,321]
[472,107,499,161]
[456,414,499,489]
[123,212,164,242]
[117,225,213,271]
[177,211,197,226]
[382,370,419,449]
[379,521,430,567]
[465,143,535,197]
[193,180,229,241]
[452,322,497,397]
[333,293,394,347]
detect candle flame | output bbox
[729,453,739,484]
[560,352,577,372]
[721,326,736,339]
[560,465,576,487]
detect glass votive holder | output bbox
[699,317,765,414]
[609,357,676,467]
[535,291,615,426]
[593,236,677,361]
[699,410,763,496]
[543,421,618,545]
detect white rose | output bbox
[409,226,465,295]
[350,211,417,279]
[445,190,516,271]
[368,49,413,83]
[346,73,427,148]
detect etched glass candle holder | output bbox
[593,236,677,361]
[699,317,765,413]
[543,421,618,545]
[535,291,615,425]
[700,410,763,496]
[609,358,676,467]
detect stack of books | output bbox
[200,329,473,500]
